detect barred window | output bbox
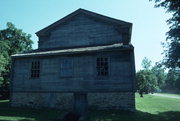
[31,61,40,78]
[96,57,108,76]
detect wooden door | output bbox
[74,93,88,116]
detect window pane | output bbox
[96,57,108,76]
[31,61,40,78]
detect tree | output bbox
[0,22,33,99]
[151,63,166,90]
[141,57,152,70]
[136,70,158,97]
[175,74,180,91]
[137,57,158,97]
[163,69,180,92]
[0,41,9,81]
[150,0,180,69]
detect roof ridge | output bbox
[36,8,132,36]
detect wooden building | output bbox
[11,9,136,115]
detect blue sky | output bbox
[0,0,171,70]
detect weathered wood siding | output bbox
[38,14,123,49]
[13,51,134,92]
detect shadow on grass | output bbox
[0,101,180,121]
[0,101,63,121]
[87,110,180,121]
[0,100,10,108]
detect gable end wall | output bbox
[38,14,124,49]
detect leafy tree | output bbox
[141,57,152,70]
[0,22,33,99]
[163,69,180,92]
[137,57,158,97]
[0,41,9,81]
[136,70,158,97]
[0,22,32,55]
[151,63,166,90]
[150,0,180,69]
[175,75,180,91]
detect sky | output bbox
[0,0,171,71]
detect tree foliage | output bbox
[137,57,158,97]
[137,70,158,97]
[0,22,33,99]
[137,57,180,97]
[141,57,152,70]
[151,63,166,89]
[163,69,180,92]
[150,0,180,69]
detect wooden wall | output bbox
[12,50,135,92]
[38,14,124,49]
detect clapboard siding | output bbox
[38,14,122,49]
[13,51,134,92]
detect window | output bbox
[60,59,73,77]
[31,61,40,78]
[96,57,108,76]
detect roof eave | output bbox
[36,8,132,36]
[11,44,133,58]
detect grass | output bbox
[87,93,180,121]
[160,93,180,97]
[0,100,63,121]
[0,93,180,121]
[136,93,180,114]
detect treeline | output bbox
[136,0,180,97]
[136,57,180,97]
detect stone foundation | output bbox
[88,92,135,111]
[11,92,135,111]
[11,92,74,110]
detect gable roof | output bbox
[36,8,132,36]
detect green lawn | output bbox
[160,93,180,97]
[136,93,180,114]
[87,93,180,121]
[0,94,180,121]
[0,100,63,121]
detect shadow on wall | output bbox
[0,101,180,121]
